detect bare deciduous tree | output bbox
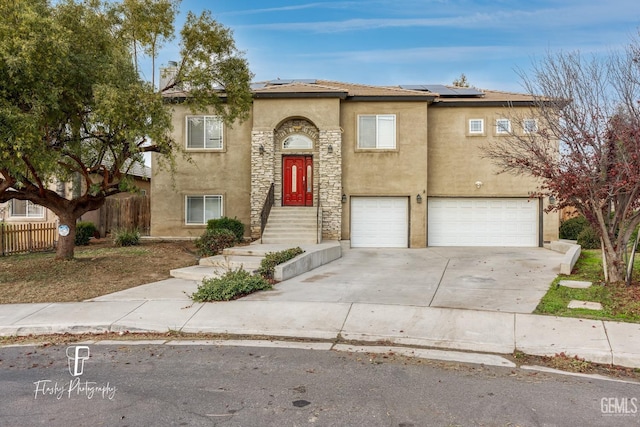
[483,43,640,283]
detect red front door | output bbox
[283,156,313,206]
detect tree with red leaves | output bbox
[484,43,640,284]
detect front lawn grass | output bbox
[535,249,640,323]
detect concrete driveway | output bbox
[244,245,566,313]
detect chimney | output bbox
[159,61,179,93]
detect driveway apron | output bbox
[243,246,565,313]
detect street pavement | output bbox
[1,244,639,370]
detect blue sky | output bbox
[149,0,640,92]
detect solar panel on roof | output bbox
[251,83,267,90]
[400,84,484,97]
[421,85,459,96]
[399,84,455,94]
[399,85,426,91]
[451,87,485,96]
[269,79,292,85]
[267,79,317,85]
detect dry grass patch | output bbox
[0,239,198,303]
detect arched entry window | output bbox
[282,134,313,149]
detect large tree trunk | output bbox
[603,243,625,283]
[55,214,78,260]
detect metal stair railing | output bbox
[260,183,275,237]
[316,182,322,243]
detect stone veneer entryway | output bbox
[250,117,342,241]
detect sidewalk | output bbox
[1,293,640,369]
[1,243,639,370]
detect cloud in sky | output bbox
[301,45,515,63]
[235,3,638,35]
[219,1,363,16]
[151,0,640,92]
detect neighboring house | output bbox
[0,180,69,226]
[111,161,152,198]
[1,163,151,228]
[82,162,152,236]
[0,199,54,224]
[150,79,559,247]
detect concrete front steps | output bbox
[170,247,265,282]
[261,206,318,244]
[170,241,342,283]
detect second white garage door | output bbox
[351,197,408,247]
[428,198,538,247]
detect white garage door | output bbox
[351,197,408,247]
[428,198,538,247]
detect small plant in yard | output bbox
[559,216,589,240]
[576,226,600,249]
[113,228,141,246]
[75,221,97,246]
[207,217,245,242]
[257,247,304,280]
[512,350,526,360]
[191,268,271,302]
[194,228,237,256]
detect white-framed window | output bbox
[358,114,396,149]
[10,199,44,218]
[523,119,538,134]
[468,119,484,134]
[186,116,223,149]
[495,118,511,134]
[185,195,222,225]
[283,134,313,149]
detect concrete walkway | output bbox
[1,244,639,370]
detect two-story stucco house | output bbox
[150,79,559,247]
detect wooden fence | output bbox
[1,222,57,256]
[100,195,150,236]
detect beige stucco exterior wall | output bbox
[340,101,429,247]
[250,98,343,240]
[150,94,559,245]
[252,98,341,130]
[150,104,253,237]
[427,105,559,243]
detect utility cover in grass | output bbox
[568,300,602,310]
[559,280,592,289]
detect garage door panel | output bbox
[428,198,538,247]
[351,197,408,248]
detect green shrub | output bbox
[75,221,97,246]
[577,226,600,249]
[559,216,589,240]
[113,228,140,246]
[206,217,245,242]
[195,228,237,256]
[191,268,271,302]
[257,247,305,280]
